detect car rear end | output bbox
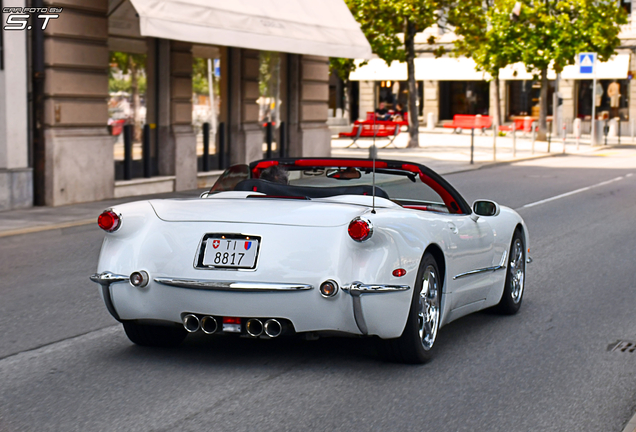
[92,194,418,340]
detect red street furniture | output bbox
[443,115,492,133]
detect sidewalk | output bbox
[0,129,616,238]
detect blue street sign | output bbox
[578,53,596,74]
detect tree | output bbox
[109,52,146,142]
[508,0,626,140]
[445,0,520,132]
[338,0,440,148]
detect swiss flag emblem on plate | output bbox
[212,240,220,249]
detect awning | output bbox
[415,57,488,81]
[127,0,372,59]
[349,54,631,81]
[349,59,407,81]
[497,55,630,80]
[561,54,630,79]
[349,57,489,81]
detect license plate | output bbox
[198,234,261,270]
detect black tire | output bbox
[122,321,187,347]
[379,252,442,364]
[494,230,525,315]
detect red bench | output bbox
[499,117,535,133]
[338,120,401,148]
[443,115,492,133]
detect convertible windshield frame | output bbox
[249,158,471,215]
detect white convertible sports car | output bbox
[91,158,530,363]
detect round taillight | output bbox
[348,217,373,242]
[98,210,121,232]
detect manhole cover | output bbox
[608,340,636,353]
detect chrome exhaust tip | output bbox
[264,319,282,338]
[200,316,218,334]
[246,319,263,337]
[183,314,200,333]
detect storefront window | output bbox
[577,79,629,121]
[109,51,148,180]
[439,81,489,120]
[507,80,555,119]
[193,56,222,170]
[259,51,282,157]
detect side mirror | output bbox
[472,200,500,217]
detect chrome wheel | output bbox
[418,265,440,350]
[509,238,525,304]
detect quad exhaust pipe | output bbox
[200,316,218,334]
[246,319,263,337]
[183,314,285,338]
[183,314,200,333]
[264,319,282,338]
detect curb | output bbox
[0,218,95,239]
[0,144,627,239]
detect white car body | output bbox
[92,158,529,344]
[97,192,528,338]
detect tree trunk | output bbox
[405,20,419,148]
[129,56,141,143]
[537,67,548,141]
[493,76,502,128]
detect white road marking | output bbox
[519,174,633,209]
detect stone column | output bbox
[298,55,330,157]
[423,80,438,125]
[0,0,31,210]
[41,0,112,206]
[560,79,575,129]
[358,80,374,120]
[226,48,263,165]
[169,41,196,191]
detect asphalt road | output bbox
[2,148,636,431]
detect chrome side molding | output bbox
[453,250,508,280]
[154,277,313,292]
[89,271,130,286]
[342,283,411,294]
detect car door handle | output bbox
[448,222,458,234]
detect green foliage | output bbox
[344,0,440,64]
[193,57,209,95]
[446,0,519,78]
[506,0,626,76]
[109,51,147,94]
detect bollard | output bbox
[604,120,609,146]
[618,118,621,145]
[573,118,581,151]
[512,122,516,158]
[218,122,225,169]
[123,124,133,181]
[265,122,273,158]
[202,122,210,172]
[279,121,286,158]
[632,120,635,143]
[547,120,552,153]
[143,124,151,178]
[369,144,378,160]
[562,122,567,154]
[492,123,496,162]
[531,122,536,154]
[470,127,475,165]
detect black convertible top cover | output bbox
[234,179,390,200]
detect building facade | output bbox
[351,18,636,132]
[0,0,370,209]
